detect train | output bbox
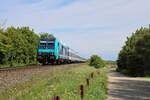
[37,37,86,64]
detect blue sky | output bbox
[0,0,150,61]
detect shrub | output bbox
[120,69,129,75]
[89,55,105,68]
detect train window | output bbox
[63,47,65,55]
[40,43,46,46]
[39,40,55,49]
[60,45,63,55]
[47,43,55,49]
[62,46,63,52]
[65,48,67,56]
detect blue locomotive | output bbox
[37,37,85,64]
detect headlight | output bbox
[38,56,41,58]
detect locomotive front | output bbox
[37,37,57,64]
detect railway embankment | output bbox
[0,64,76,90]
[0,63,108,100]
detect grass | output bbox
[0,64,108,100]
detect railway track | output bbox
[0,63,74,72]
[0,64,53,72]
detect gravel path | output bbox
[107,69,150,100]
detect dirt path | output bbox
[107,69,150,100]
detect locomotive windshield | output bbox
[39,39,55,49]
[40,41,47,46]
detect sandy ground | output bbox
[107,69,150,100]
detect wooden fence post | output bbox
[86,78,90,87]
[79,85,84,100]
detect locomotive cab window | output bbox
[39,40,55,49]
[40,43,46,46]
[40,41,47,45]
[47,41,55,49]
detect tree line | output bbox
[117,25,150,76]
[0,26,53,67]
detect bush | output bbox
[89,55,105,68]
[120,69,129,75]
[104,60,116,65]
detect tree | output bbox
[39,32,54,38]
[117,25,150,76]
[0,26,39,67]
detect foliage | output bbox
[39,32,54,38]
[89,55,105,68]
[0,26,53,68]
[0,64,108,100]
[104,60,116,65]
[117,25,150,76]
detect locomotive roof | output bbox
[40,37,56,40]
